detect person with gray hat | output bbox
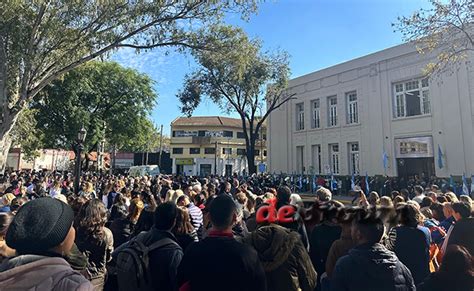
[0,197,93,290]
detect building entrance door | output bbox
[395,136,435,179]
[225,164,233,176]
[200,164,212,176]
[397,157,435,179]
[176,164,183,175]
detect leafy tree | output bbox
[0,0,258,172]
[394,0,473,75]
[32,61,158,155]
[177,26,293,174]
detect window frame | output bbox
[346,91,358,124]
[236,148,246,156]
[311,144,321,174]
[222,148,232,155]
[393,78,430,118]
[223,130,233,138]
[328,96,338,127]
[296,102,305,131]
[172,148,183,154]
[311,99,321,129]
[348,142,360,175]
[189,148,201,155]
[204,148,216,155]
[329,144,340,174]
[237,132,246,139]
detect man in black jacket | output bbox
[446,202,474,255]
[113,202,183,291]
[178,195,267,291]
[331,209,415,291]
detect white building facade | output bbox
[170,116,267,176]
[268,42,474,178]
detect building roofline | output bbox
[288,41,418,88]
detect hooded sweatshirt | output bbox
[0,255,93,291]
[244,224,317,291]
[331,243,415,291]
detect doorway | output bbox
[176,164,184,175]
[397,157,435,180]
[225,164,233,176]
[200,164,212,176]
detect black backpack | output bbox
[115,232,179,291]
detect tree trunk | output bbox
[246,136,257,175]
[0,131,12,174]
[0,107,22,174]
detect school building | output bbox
[267,42,474,179]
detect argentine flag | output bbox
[463,174,469,195]
[365,172,370,194]
[351,173,356,190]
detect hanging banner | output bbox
[395,136,433,158]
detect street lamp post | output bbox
[74,126,87,194]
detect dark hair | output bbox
[430,202,446,221]
[397,204,422,227]
[276,186,291,209]
[414,185,424,195]
[141,191,157,212]
[154,202,178,230]
[113,193,126,206]
[194,193,206,207]
[390,191,400,199]
[321,200,344,222]
[452,202,472,219]
[439,245,474,279]
[110,204,128,221]
[353,208,385,244]
[75,199,108,241]
[0,212,13,237]
[337,207,357,224]
[420,196,433,208]
[209,195,237,229]
[218,182,230,195]
[400,189,410,200]
[437,196,448,203]
[176,195,187,205]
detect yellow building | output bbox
[170,116,266,176]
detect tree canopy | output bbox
[177,26,292,174]
[0,0,259,172]
[395,0,473,75]
[25,61,160,154]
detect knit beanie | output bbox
[6,197,74,254]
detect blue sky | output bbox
[111,0,431,135]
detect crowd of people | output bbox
[0,169,472,291]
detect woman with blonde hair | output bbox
[79,182,96,199]
[128,197,144,225]
[380,196,393,208]
[368,191,380,206]
[166,189,184,204]
[49,180,62,198]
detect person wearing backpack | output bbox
[113,202,183,291]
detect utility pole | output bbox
[214,140,218,175]
[158,124,163,169]
[110,144,116,175]
[145,146,149,165]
